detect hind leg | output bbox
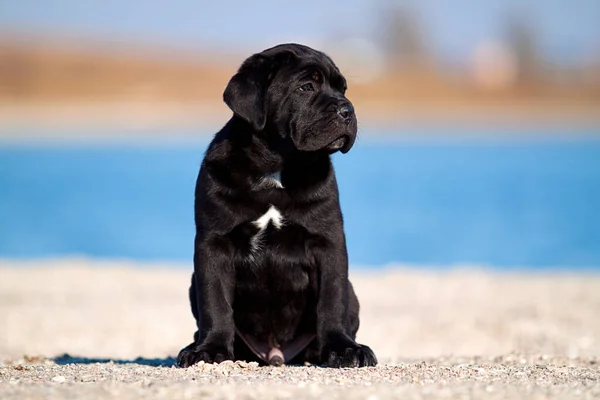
[177,274,201,362]
[290,280,364,366]
[188,273,201,342]
[347,280,360,339]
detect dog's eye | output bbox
[298,83,314,92]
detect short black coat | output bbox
[177,44,377,368]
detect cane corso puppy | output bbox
[177,43,377,368]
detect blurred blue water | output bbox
[1,136,599,269]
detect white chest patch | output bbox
[252,205,283,230]
[249,205,284,255]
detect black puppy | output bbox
[177,43,377,368]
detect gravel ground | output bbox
[1,260,599,399]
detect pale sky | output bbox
[0,0,598,62]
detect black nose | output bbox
[337,104,354,122]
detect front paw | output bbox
[321,336,377,368]
[177,342,233,368]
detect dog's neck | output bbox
[261,170,283,188]
[229,120,285,170]
[223,116,332,190]
[229,124,286,188]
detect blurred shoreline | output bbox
[1,36,599,138]
[1,99,600,140]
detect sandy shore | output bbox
[1,259,599,399]
[1,100,600,139]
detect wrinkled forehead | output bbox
[274,47,346,87]
[301,55,342,77]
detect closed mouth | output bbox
[326,136,348,153]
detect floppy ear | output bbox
[223,54,270,131]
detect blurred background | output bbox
[1,0,599,269]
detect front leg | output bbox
[177,237,235,367]
[316,239,377,368]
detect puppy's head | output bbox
[223,43,357,154]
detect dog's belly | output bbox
[233,258,317,364]
[234,258,316,335]
[232,208,318,362]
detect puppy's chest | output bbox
[247,204,296,257]
[249,205,285,251]
[238,171,315,261]
[248,171,286,252]
[247,203,305,257]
